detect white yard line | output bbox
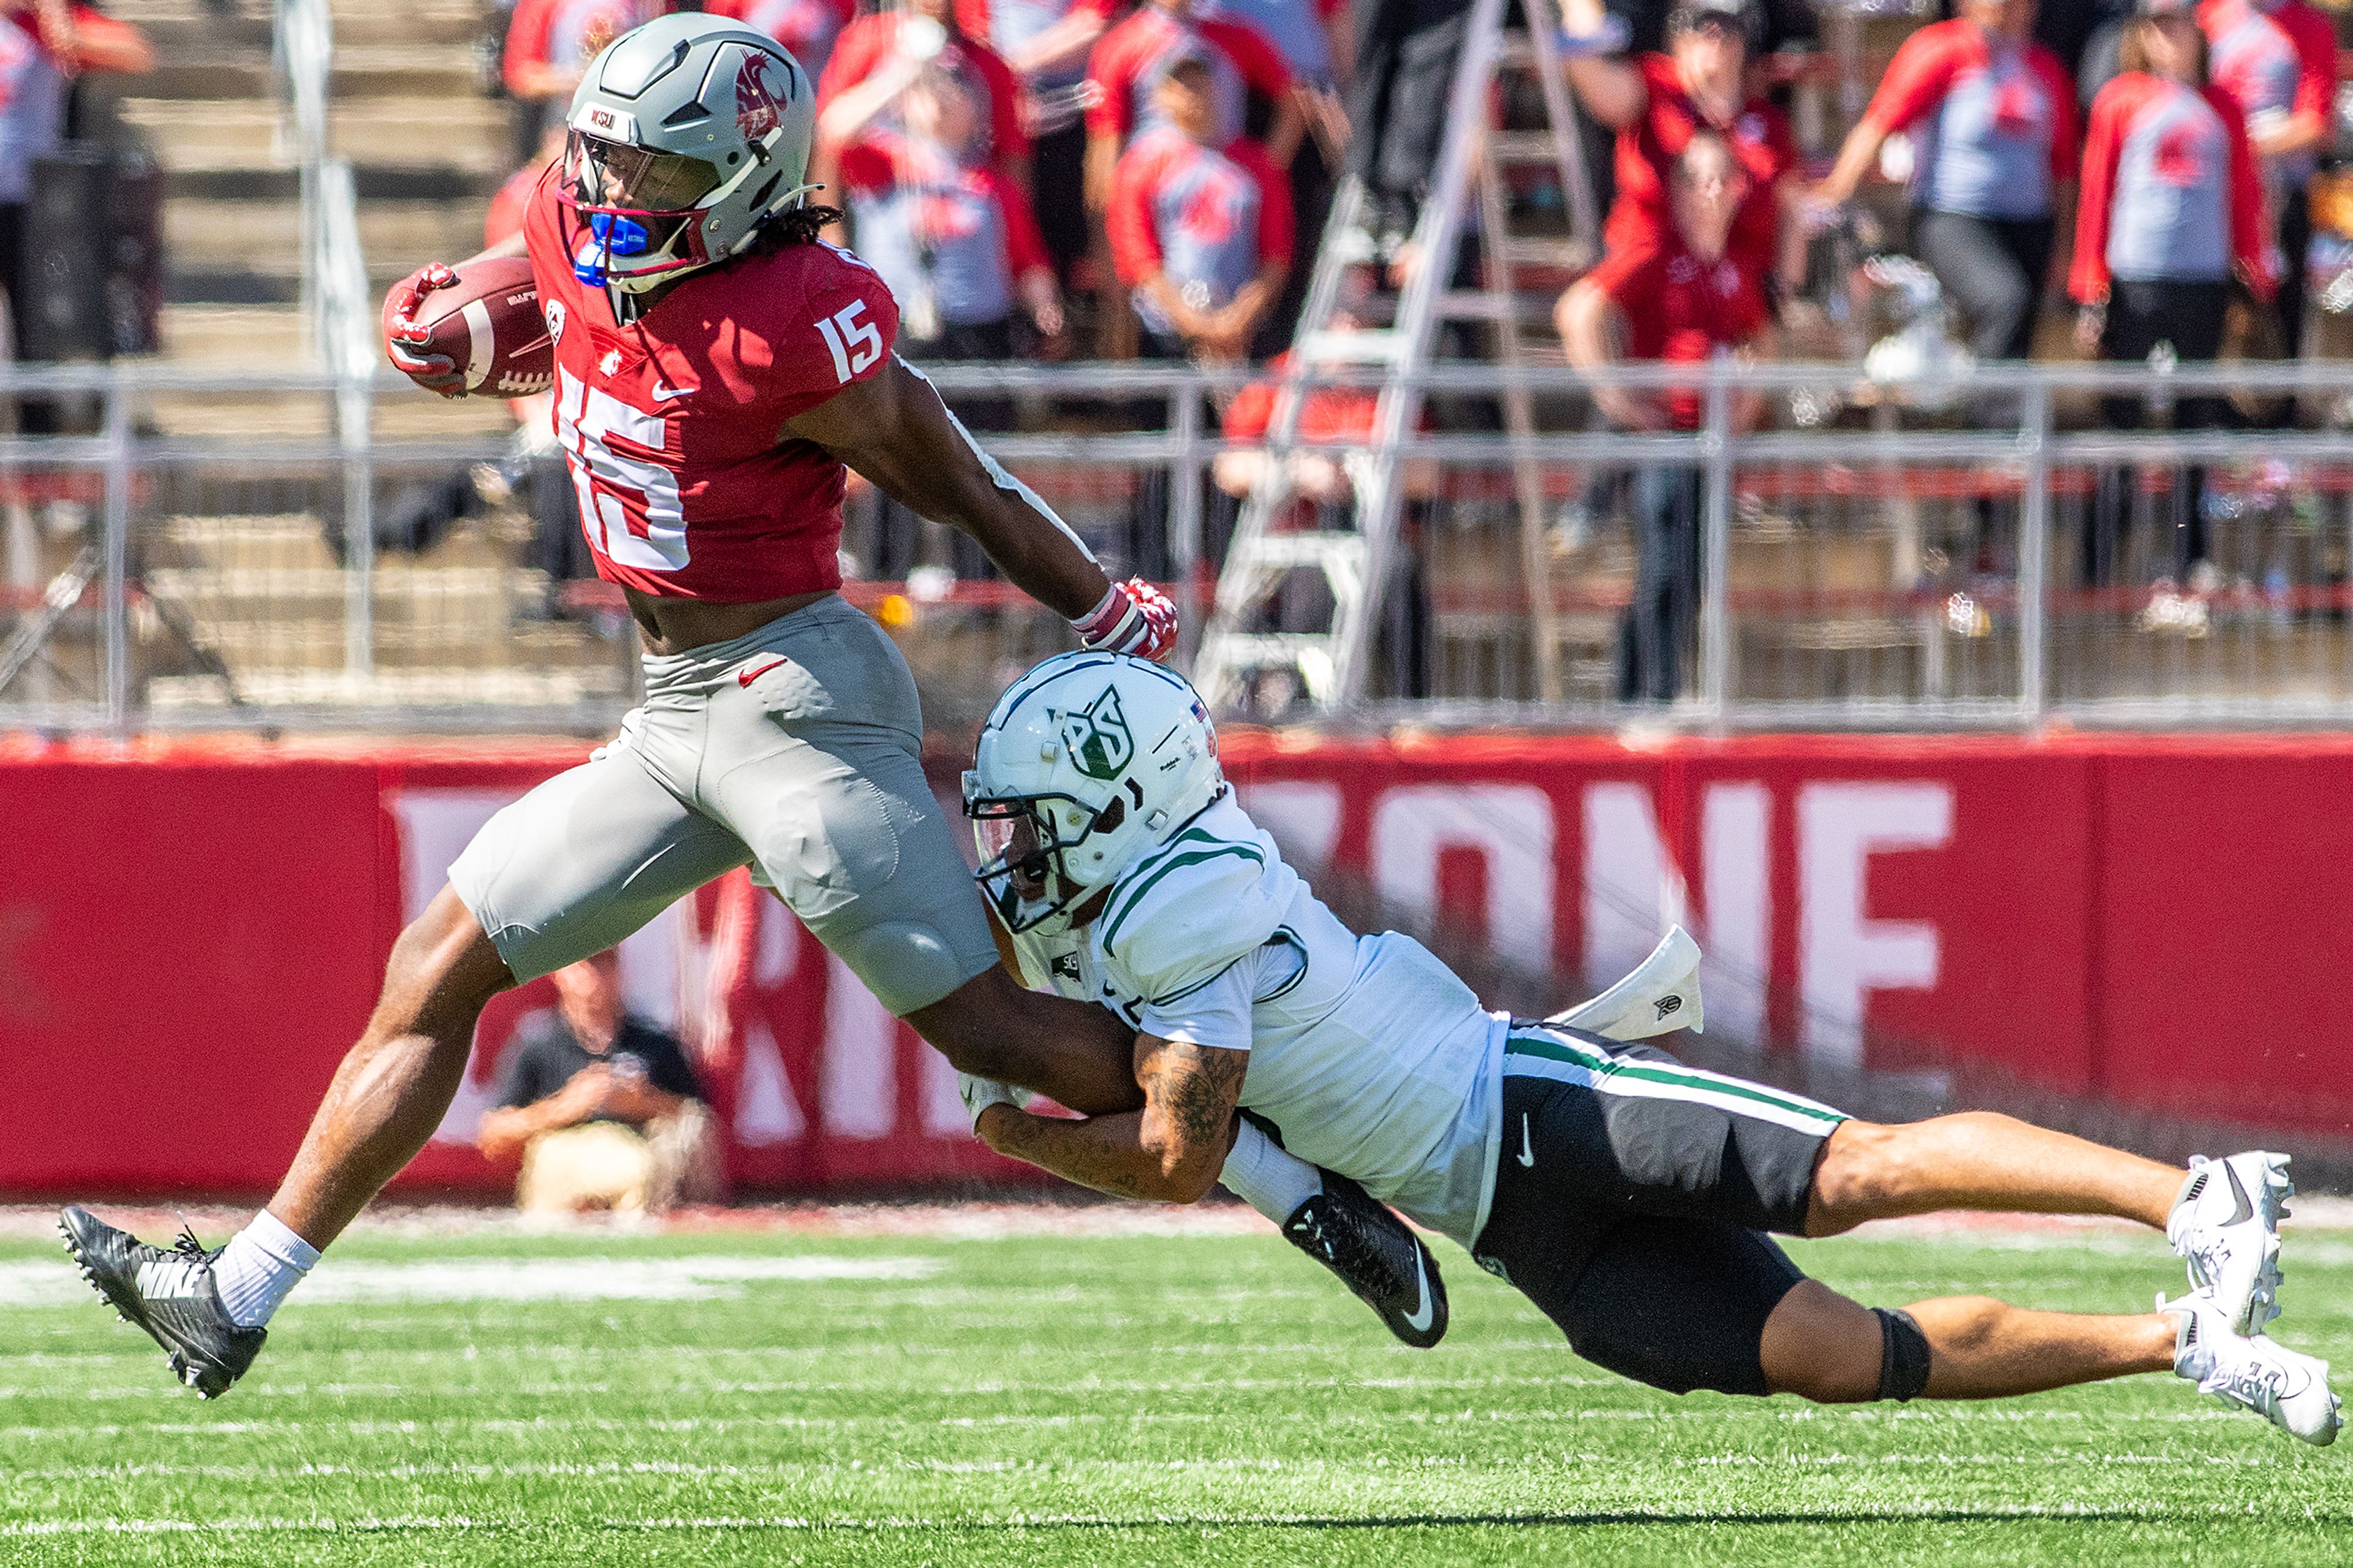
[0,1201,1278,1242]
[0,1252,939,1309]
[0,1488,2282,1539]
[9,1195,2352,1244]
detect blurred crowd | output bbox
[483,0,2349,377]
[472,0,2353,695]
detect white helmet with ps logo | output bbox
[964,652,1225,934]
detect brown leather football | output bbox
[381,257,555,397]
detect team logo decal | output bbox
[1061,685,1134,781]
[542,299,567,343]
[736,52,783,141]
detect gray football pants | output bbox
[449,594,1000,1016]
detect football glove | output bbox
[956,1072,1025,1132]
[382,263,471,399]
[1072,577,1178,662]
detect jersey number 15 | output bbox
[814,299,882,384]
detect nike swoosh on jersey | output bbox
[1401,1249,1436,1333]
[737,657,788,688]
[651,380,696,401]
[1516,1113,1535,1168]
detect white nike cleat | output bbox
[2162,1287,2341,1447]
[2167,1151,2292,1334]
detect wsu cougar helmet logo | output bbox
[735,51,784,141]
[1061,686,1135,781]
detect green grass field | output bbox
[2,1206,2349,1566]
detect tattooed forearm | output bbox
[978,1105,1158,1199]
[1145,1041,1248,1156]
[972,1035,1247,1205]
[1134,1038,1247,1201]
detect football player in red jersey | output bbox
[61,12,1444,1397]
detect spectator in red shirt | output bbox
[502,0,658,163]
[2197,0,2335,351]
[1816,0,2078,365]
[957,0,1118,284]
[838,67,1064,360]
[1558,0,1802,292]
[707,0,857,89]
[1108,55,1295,362]
[2071,0,2270,608]
[1559,132,1774,703]
[1082,0,1301,214]
[817,0,1029,196]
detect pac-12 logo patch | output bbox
[1061,685,1134,781]
[735,51,783,141]
[542,299,567,343]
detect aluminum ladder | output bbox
[1193,0,1597,712]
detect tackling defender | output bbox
[959,651,2341,1444]
[61,13,1430,1395]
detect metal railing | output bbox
[7,357,2353,735]
[274,0,377,684]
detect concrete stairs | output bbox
[12,0,625,725]
[142,513,629,712]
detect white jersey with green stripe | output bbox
[1014,793,1506,1249]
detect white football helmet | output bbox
[563,13,820,293]
[965,652,1225,934]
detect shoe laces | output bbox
[170,1219,219,1265]
[2206,1358,2292,1407]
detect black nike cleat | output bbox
[1281,1170,1448,1349]
[59,1206,266,1399]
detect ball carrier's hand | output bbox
[1071,577,1178,662]
[381,263,470,398]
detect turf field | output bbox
[2,1204,2348,1566]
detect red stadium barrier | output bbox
[2,728,2349,1199]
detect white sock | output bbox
[211,1211,321,1330]
[1219,1119,1323,1224]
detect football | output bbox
[381,256,555,396]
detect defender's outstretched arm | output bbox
[976,1032,1247,1204]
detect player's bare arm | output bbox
[976,1034,1247,1203]
[784,354,1111,622]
